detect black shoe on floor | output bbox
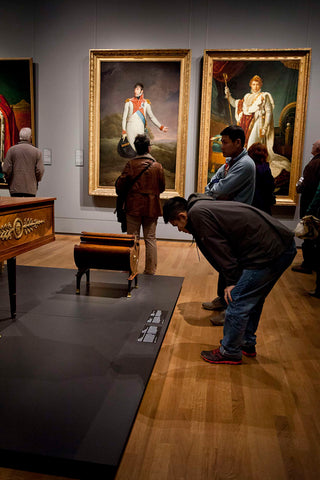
[201,348,242,365]
[241,344,256,357]
[291,264,312,274]
[309,290,320,298]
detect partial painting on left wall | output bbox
[0,58,35,184]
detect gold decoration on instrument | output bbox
[0,217,45,241]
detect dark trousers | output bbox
[217,273,226,298]
[217,273,228,307]
[302,238,320,293]
[302,239,317,270]
[315,238,320,293]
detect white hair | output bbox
[19,127,32,141]
[314,140,320,154]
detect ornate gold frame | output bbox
[197,49,311,205]
[89,49,191,197]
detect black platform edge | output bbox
[114,285,182,467]
[0,449,117,479]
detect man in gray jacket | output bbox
[204,125,256,320]
[163,194,296,364]
[205,125,255,204]
[2,127,44,196]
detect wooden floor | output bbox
[1,234,320,480]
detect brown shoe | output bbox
[209,310,225,326]
[291,264,312,274]
[202,296,226,311]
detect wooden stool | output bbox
[74,232,139,297]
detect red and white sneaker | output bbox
[200,348,242,365]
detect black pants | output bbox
[304,237,320,292]
[314,238,320,293]
[217,273,228,307]
[302,239,317,270]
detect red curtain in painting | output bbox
[0,94,19,156]
[212,60,247,83]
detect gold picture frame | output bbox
[197,49,311,205]
[89,49,191,197]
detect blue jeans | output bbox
[220,240,297,358]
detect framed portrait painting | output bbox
[89,49,191,197]
[0,57,34,184]
[198,49,311,205]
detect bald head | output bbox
[311,140,320,156]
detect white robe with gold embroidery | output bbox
[231,91,291,178]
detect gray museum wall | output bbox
[0,0,319,241]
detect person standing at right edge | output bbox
[292,140,320,274]
[305,180,320,298]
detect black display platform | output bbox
[0,266,183,479]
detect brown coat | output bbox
[116,153,165,218]
[3,141,44,195]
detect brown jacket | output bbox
[3,141,44,195]
[116,153,165,218]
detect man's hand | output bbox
[224,285,235,305]
[296,176,304,193]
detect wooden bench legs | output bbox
[127,273,138,298]
[76,268,138,298]
[76,268,90,295]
